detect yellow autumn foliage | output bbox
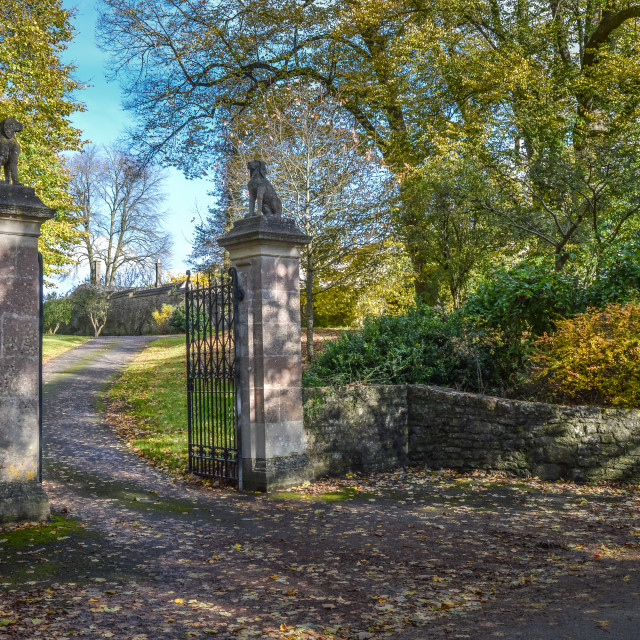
[152,304,174,334]
[530,301,640,408]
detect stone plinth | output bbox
[219,216,311,491]
[0,184,54,522]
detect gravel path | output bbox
[0,336,639,639]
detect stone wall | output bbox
[100,286,183,336]
[303,385,640,483]
[61,283,184,336]
[303,386,409,477]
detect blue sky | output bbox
[57,1,212,289]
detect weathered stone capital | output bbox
[0,184,56,237]
[218,215,310,261]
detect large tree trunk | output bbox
[397,181,440,306]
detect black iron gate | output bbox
[185,268,243,487]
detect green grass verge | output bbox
[42,335,92,363]
[107,336,188,476]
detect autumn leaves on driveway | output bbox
[1,337,639,639]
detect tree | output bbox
[69,146,99,283]
[0,0,84,277]
[69,145,172,286]
[71,285,109,337]
[43,293,72,334]
[207,86,393,356]
[403,152,513,307]
[98,0,640,296]
[457,0,640,273]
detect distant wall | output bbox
[303,385,640,483]
[60,283,185,336]
[101,285,183,336]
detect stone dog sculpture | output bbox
[0,118,23,185]
[247,159,282,217]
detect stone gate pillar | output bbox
[0,184,54,522]
[219,215,311,491]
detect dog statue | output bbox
[0,117,23,185]
[247,159,282,217]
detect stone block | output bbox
[264,387,303,424]
[1,315,39,358]
[16,244,40,280]
[263,356,302,388]
[0,236,16,278]
[262,325,291,356]
[276,258,300,293]
[259,256,278,289]
[241,454,314,492]
[0,482,49,524]
[0,281,39,316]
[0,396,39,483]
[0,356,38,396]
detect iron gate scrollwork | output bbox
[185,268,243,487]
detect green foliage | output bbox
[70,285,110,337]
[43,293,72,334]
[305,306,516,393]
[306,251,640,403]
[308,241,416,328]
[402,152,510,307]
[0,0,84,277]
[529,302,640,408]
[152,304,175,334]
[169,303,186,333]
[99,0,640,298]
[585,244,640,308]
[463,258,586,338]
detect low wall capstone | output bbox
[303,385,640,483]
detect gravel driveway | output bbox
[0,336,638,639]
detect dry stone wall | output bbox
[303,386,408,477]
[303,385,640,483]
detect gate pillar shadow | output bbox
[219,215,311,491]
[0,184,54,522]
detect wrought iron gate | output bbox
[185,268,243,487]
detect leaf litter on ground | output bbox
[2,467,639,638]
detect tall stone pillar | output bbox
[0,184,53,522]
[219,215,311,491]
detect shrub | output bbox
[528,301,640,408]
[169,303,186,333]
[585,244,640,308]
[304,306,522,393]
[152,304,175,333]
[463,258,585,337]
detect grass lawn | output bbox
[106,336,188,476]
[106,329,343,476]
[42,335,92,363]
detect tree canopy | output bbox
[0,0,84,276]
[98,0,640,300]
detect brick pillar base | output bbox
[0,184,53,522]
[219,215,312,491]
